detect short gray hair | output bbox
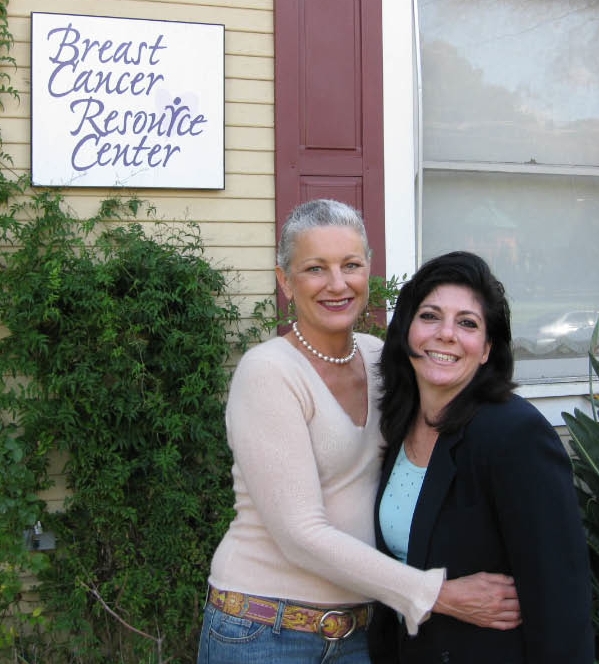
[276,199,371,274]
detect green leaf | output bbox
[564,409,599,476]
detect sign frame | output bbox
[31,12,225,189]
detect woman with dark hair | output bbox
[369,251,593,663]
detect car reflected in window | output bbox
[513,310,599,358]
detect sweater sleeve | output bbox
[484,400,593,663]
[225,343,444,634]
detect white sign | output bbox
[31,13,224,189]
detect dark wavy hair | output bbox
[379,251,516,451]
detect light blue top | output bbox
[379,444,427,563]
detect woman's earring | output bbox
[287,299,296,323]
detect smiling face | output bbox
[275,225,370,345]
[408,284,491,402]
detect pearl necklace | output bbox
[292,321,357,365]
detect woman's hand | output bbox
[433,572,521,630]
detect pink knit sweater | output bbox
[208,334,444,634]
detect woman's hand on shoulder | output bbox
[432,572,521,630]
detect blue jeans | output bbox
[198,602,372,663]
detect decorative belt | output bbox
[207,586,372,641]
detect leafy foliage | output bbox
[0,191,238,663]
[562,319,599,656]
[355,273,404,338]
[0,1,49,655]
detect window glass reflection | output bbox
[421,171,599,373]
[420,0,599,166]
[418,0,599,382]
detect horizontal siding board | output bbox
[199,221,274,245]
[133,0,273,8]
[1,117,30,144]
[226,149,273,174]
[9,0,273,33]
[233,270,275,294]
[217,173,275,197]
[225,126,274,150]
[226,54,274,81]
[226,78,274,104]
[226,101,274,128]
[204,246,273,269]
[1,143,28,168]
[227,31,273,57]
[140,0,273,9]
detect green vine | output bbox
[0,192,243,664]
[0,0,45,656]
[0,0,25,206]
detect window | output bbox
[416,0,599,383]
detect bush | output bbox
[0,191,238,663]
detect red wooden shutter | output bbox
[274,0,385,279]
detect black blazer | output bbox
[368,394,594,664]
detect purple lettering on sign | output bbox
[47,24,167,67]
[43,20,210,175]
[71,133,181,171]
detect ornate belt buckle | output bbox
[318,609,357,641]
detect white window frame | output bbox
[381,0,593,426]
